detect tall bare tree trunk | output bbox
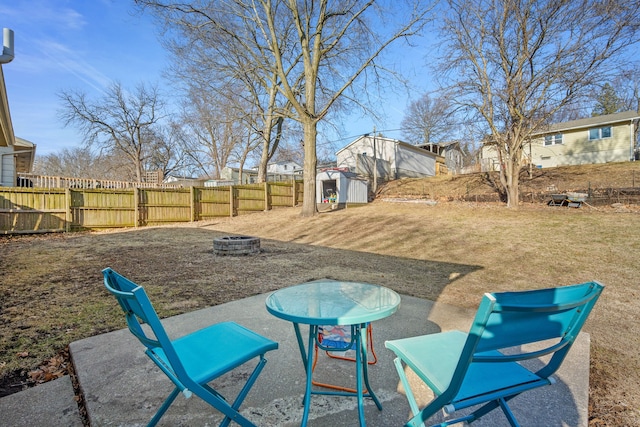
[301,118,317,217]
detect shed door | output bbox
[322,179,337,202]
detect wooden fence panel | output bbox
[235,185,266,213]
[0,181,301,234]
[295,181,304,205]
[0,188,67,234]
[70,189,135,230]
[139,188,192,225]
[197,187,232,219]
[269,182,294,207]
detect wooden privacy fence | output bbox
[0,181,303,234]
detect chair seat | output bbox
[386,330,546,404]
[154,321,278,385]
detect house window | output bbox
[544,134,563,146]
[589,126,612,140]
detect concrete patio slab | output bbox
[0,375,83,427]
[68,292,590,427]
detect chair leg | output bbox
[218,355,269,427]
[148,386,181,427]
[463,395,520,427]
[498,397,520,427]
[393,357,421,417]
[189,356,269,427]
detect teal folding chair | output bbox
[102,267,278,427]
[385,281,604,427]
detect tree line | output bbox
[37,0,640,213]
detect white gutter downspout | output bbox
[0,28,15,64]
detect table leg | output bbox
[296,324,316,427]
[295,323,382,427]
[355,324,365,426]
[292,323,307,369]
[360,324,382,411]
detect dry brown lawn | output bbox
[1,162,640,425]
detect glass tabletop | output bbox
[265,280,401,325]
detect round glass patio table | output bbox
[265,280,401,427]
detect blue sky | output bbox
[2,0,167,156]
[1,1,431,159]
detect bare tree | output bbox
[401,93,455,145]
[139,0,433,216]
[137,0,298,184]
[260,0,433,216]
[438,0,640,208]
[613,67,640,153]
[177,84,247,179]
[34,146,127,180]
[58,82,169,182]
[615,66,640,113]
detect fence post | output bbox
[190,186,196,222]
[292,179,297,207]
[229,186,234,217]
[134,188,140,227]
[65,188,72,232]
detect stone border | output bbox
[213,236,261,255]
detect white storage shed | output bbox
[316,169,369,206]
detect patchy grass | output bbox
[2,162,640,425]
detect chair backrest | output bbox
[102,268,185,377]
[450,281,603,395]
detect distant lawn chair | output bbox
[385,281,604,427]
[102,267,278,427]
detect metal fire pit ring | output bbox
[213,236,261,256]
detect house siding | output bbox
[481,111,639,170]
[0,145,16,186]
[396,145,436,177]
[531,121,634,167]
[337,135,436,179]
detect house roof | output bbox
[537,110,640,135]
[336,135,438,158]
[14,137,36,173]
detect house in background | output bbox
[221,161,303,185]
[336,135,438,182]
[416,141,465,174]
[482,111,640,170]
[1,62,36,187]
[266,161,302,175]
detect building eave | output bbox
[0,65,16,148]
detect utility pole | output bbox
[372,127,377,193]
